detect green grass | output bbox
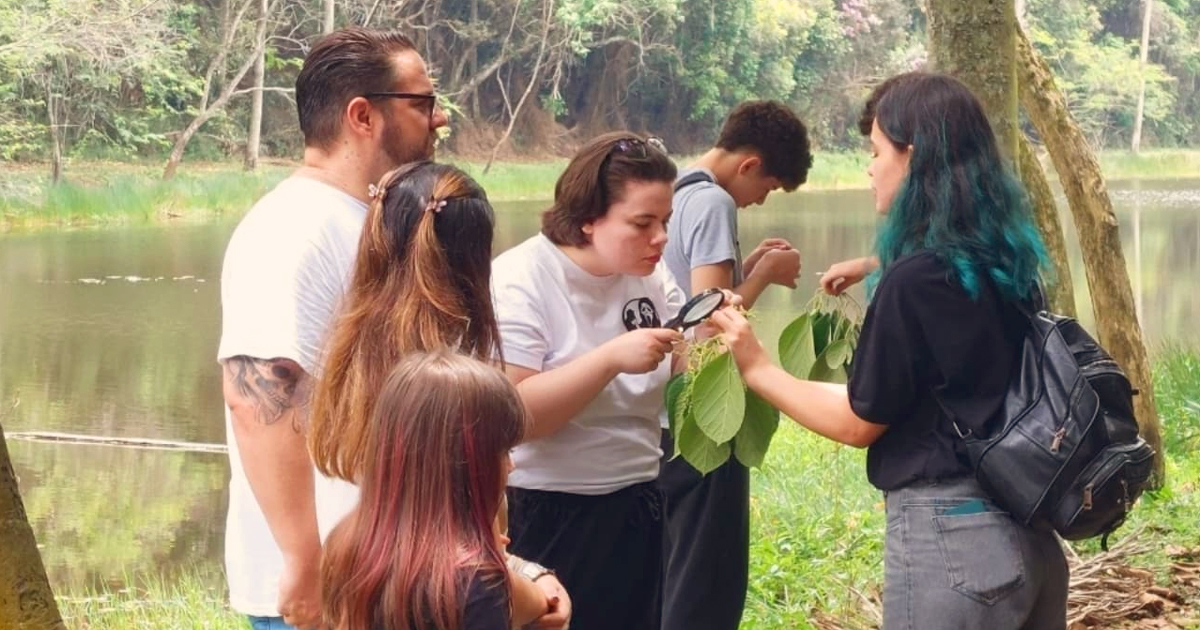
[0,162,291,230]
[448,158,570,202]
[4,149,1199,230]
[47,348,1200,629]
[1096,149,1200,182]
[57,570,244,629]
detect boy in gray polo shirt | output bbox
[660,100,813,630]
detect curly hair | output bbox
[715,100,813,191]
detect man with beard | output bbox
[216,28,445,630]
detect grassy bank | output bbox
[57,348,1200,629]
[4,149,1198,230]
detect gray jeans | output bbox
[883,476,1069,630]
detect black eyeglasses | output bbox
[363,92,440,117]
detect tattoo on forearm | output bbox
[223,356,309,431]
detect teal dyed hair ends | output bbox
[865,72,1049,303]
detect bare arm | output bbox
[692,262,772,310]
[506,328,681,440]
[496,500,570,629]
[508,566,552,626]
[222,356,321,627]
[708,308,887,448]
[506,352,620,441]
[741,364,886,448]
[820,256,880,295]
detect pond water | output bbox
[2,179,1197,593]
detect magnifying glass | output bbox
[662,288,727,331]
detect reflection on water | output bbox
[1,180,1198,594]
[7,442,227,591]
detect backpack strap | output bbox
[1012,283,1047,319]
[673,169,716,193]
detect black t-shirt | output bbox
[461,573,510,630]
[847,251,1028,491]
[375,570,510,630]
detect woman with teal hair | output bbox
[711,72,1068,629]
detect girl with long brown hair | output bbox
[320,350,525,630]
[309,160,499,482]
[309,161,569,629]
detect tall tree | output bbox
[927,0,1020,161]
[0,0,177,182]
[162,0,275,180]
[0,420,65,630]
[1016,29,1166,485]
[927,0,1076,316]
[1131,0,1153,152]
[245,0,269,171]
[1018,135,1077,316]
[324,0,335,33]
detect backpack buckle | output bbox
[1082,483,1094,511]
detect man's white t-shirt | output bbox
[492,233,685,495]
[217,176,365,616]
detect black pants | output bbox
[507,481,664,630]
[658,429,750,630]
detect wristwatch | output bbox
[514,558,555,582]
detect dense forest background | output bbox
[1,0,1197,165]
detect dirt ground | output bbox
[811,535,1200,630]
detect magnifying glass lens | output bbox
[682,291,724,324]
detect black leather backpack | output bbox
[957,296,1155,546]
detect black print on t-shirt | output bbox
[622,297,661,331]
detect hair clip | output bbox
[368,183,382,200]
[425,198,448,213]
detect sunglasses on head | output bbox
[610,136,669,159]
[597,135,670,203]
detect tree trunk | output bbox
[245,0,268,171]
[927,0,1020,162]
[1019,135,1076,317]
[469,0,481,119]
[323,0,335,33]
[43,76,62,185]
[163,0,270,180]
[1016,29,1165,486]
[1131,0,1153,153]
[484,0,552,174]
[0,422,66,630]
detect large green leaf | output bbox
[677,409,732,475]
[691,351,745,443]
[809,348,840,382]
[778,313,816,379]
[811,311,835,358]
[733,390,780,468]
[664,373,690,458]
[824,339,852,369]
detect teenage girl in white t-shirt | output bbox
[492,132,686,630]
